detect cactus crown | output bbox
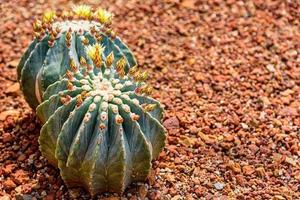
[17,5,166,195]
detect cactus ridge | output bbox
[18,5,166,195]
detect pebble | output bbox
[17,154,26,162]
[213,182,225,191]
[241,123,249,130]
[0,110,20,121]
[236,175,245,186]
[0,195,11,200]
[138,185,148,200]
[2,164,15,175]
[7,59,19,68]
[4,179,17,190]
[242,165,255,176]
[163,117,180,129]
[266,64,275,72]
[2,132,13,143]
[5,82,20,94]
[171,195,181,200]
[256,167,266,178]
[15,195,34,200]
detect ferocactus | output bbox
[17,5,166,195]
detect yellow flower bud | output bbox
[94,8,113,25]
[73,5,92,20]
[42,10,56,24]
[85,44,105,68]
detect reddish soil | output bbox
[0,0,299,199]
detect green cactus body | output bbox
[17,6,166,195]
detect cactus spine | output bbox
[17,5,166,195]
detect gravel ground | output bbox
[0,0,299,199]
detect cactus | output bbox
[17,5,166,195]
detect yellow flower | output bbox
[73,5,92,19]
[86,43,105,59]
[94,8,113,25]
[86,44,105,67]
[42,10,56,24]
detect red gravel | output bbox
[0,0,299,199]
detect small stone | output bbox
[129,196,137,200]
[242,165,255,175]
[213,182,225,190]
[171,195,181,200]
[0,195,11,200]
[241,123,249,130]
[148,169,156,185]
[7,59,19,68]
[17,154,26,162]
[195,72,205,81]
[12,169,29,184]
[2,132,13,143]
[15,185,22,193]
[228,161,241,173]
[4,179,16,190]
[148,191,161,199]
[189,125,198,134]
[285,49,298,57]
[138,185,147,200]
[68,188,81,198]
[44,193,56,200]
[256,167,266,178]
[174,157,181,164]
[163,117,180,129]
[166,174,176,182]
[102,197,119,200]
[236,175,245,186]
[220,142,232,150]
[187,58,196,65]
[260,96,271,106]
[266,64,275,72]
[198,131,215,144]
[280,89,294,96]
[248,144,259,154]
[203,83,213,98]
[2,164,15,175]
[285,157,297,167]
[194,186,205,197]
[224,134,234,142]
[15,195,33,200]
[273,195,286,200]
[0,110,20,121]
[41,190,47,197]
[279,107,298,116]
[180,135,197,147]
[5,82,20,94]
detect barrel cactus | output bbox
[17,5,166,195]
